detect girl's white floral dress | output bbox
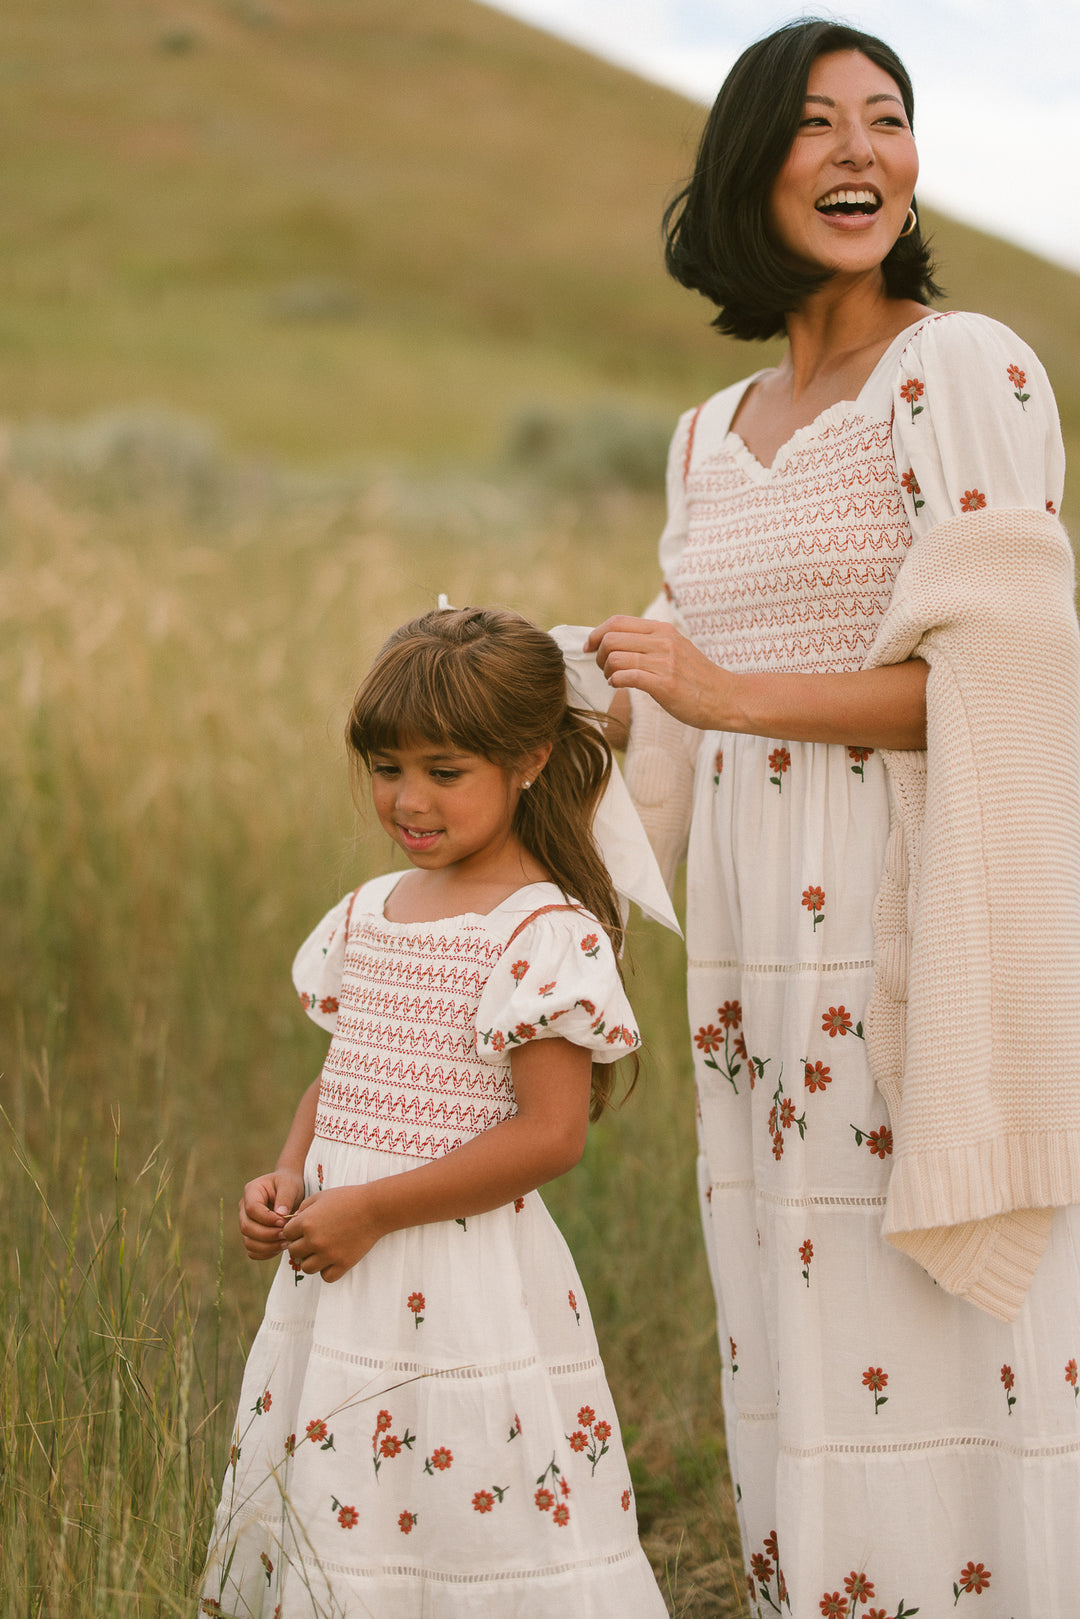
[201,873,667,1619]
[655,312,1080,1618]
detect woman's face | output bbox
[769,50,919,279]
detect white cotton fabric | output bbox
[627,311,1080,1617]
[203,874,665,1619]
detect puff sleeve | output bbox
[290,890,352,1033]
[474,908,640,1063]
[891,310,1065,535]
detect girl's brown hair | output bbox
[346,605,636,1118]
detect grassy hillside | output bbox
[3,6,1080,1614]
[0,0,1078,502]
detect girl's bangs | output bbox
[349,645,499,764]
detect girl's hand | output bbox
[238,1168,306,1261]
[283,1186,384,1283]
[586,616,733,730]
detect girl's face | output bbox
[769,49,919,279]
[368,740,546,878]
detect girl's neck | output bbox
[383,851,553,925]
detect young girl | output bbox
[201,606,669,1618]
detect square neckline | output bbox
[374,871,564,929]
[723,312,941,477]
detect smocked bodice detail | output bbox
[672,410,911,675]
[315,914,515,1160]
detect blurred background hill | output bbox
[2,0,1078,495]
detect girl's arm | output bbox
[238,1077,319,1260]
[282,1038,592,1283]
[586,616,927,749]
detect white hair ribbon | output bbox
[548,624,682,937]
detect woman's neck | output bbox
[728,275,929,467]
[780,273,928,400]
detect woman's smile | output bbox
[770,49,918,272]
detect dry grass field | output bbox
[3,2,1080,1614]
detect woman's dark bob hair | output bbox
[664,18,942,341]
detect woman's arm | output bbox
[282,1039,592,1283]
[586,616,927,749]
[238,1078,320,1260]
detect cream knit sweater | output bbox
[862,506,1080,1321]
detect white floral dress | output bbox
[658,312,1080,1618]
[201,874,667,1619]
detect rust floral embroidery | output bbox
[748,1532,787,1612]
[1048,498,1058,515]
[580,933,600,958]
[729,1336,738,1374]
[954,1561,992,1601]
[820,1592,849,1616]
[804,1059,832,1092]
[424,1446,453,1474]
[318,995,338,1015]
[260,1552,273,1582]
[398,1509,417,1534]
[769,745,791,791]
[851,1123,893,1158]
[508,1412,522,1441]
[900,376,924,421]
[565,1406,611,1475]
[768,1064,806,1160]
[714,746,724,785]
[1008,364,1030,408]
[305,1418,334,1450]
[960,489,987,512]
[862,1365,888,1414]
[621,1488,631,1511]
[848,746,874,781]
[509,959,529,982]
[1067,1357,1079,1400]
[252,1389,271,1415]
[408,1291,425,1328]
[822,1005,864,1039]
[800,1239,814,1286]
[535,1456,569,1523]
[694,1000,744,1092]
[844,1571,875,1606]
[568,1289,580,1324]
[802,885,825,929]
[333,1499,358,1528]
[372,1409,415,1478]
[1000,1363,1016,1415]
[900,467,924,513]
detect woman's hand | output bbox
[283,1186,385,1283]
[238,1167,307,1261]
[587,614,928,749]
[586,616,734,730]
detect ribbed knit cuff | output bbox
[886,1206,1053,1322]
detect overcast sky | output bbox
[486,0,1080,274]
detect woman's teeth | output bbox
[815,189,881,214]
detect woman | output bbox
[589,20,1080,1617]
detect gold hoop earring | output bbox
[898,207,917,239]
